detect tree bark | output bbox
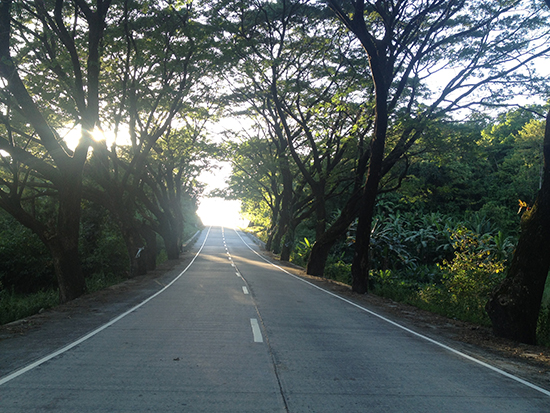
[0,184,87,302]
[140,223,158,271]
[350,55,389,293]
[162,232,180,260]
[48,238,86,303]
[265,217,277,251]
[0,0,111,303]
[272,154,293,255]
[280,218,297,262]
[350,179,380,293]
[306,188,362,276]
[121,224,148,277]
[486,109,550,344]
[52,170,88,301]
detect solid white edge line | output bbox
[233,228,550,398]
[250,318,263,342]
[0,226,213,387]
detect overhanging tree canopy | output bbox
[323,0,550,293]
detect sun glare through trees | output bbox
[2,0,550,344]
[196,197,247,228]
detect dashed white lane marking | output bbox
[233,228,550,399]
[236,272,241,278]
[242,286,249,295]
[250,318,263,343]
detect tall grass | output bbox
[0,272,127,326]
[0,289,59,325]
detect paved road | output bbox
[0,226,549,412]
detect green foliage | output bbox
[290,238,312,267]
[290,235,351,283]
[0,213,56,294]
[0,289,59,326]
[422,228,506,323]
[240,198,273,230]
[371,226,508,325]
[85,272,126,294]
[370,269,421,303]
[394,108,544,235]
[0,270,129,326]
[0,204,132,325]
[79,203,129,279]
[324,260,352,285]
[244,225,270,245]
[537,276,550,346]
[367,211,459,271]
[156,248,169,267]
[537,307,550,347]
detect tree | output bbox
[213,0,373,260]
[485,0,550,345]
[210,0,312,257]
[325,0,550,293]
[0,0,112,302]
[486,108,550,344]
[137,120,213,259]
[224,130,285,248]
[85,0,209,275]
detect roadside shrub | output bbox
[418,227,506,324]
[537,277,550,346]
[0,214,55,294]
[324,261,351,285]
[85,272,126,294]
[537,307,550,347]
[290,238,312,267]
[370,269,418,303]
[371,226,507,326]
[79,203,128,280]
[0,289,59,325]
[366,212,458,272]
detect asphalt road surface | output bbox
[1,227,549,412]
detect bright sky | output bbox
[196,196,247,228]
[196,161,249,228]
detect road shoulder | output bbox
[2,236,550,394]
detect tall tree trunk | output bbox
[0,166,88,303]
[350,186,378,293]
[350,83,388,294]
[146,206,179,261]
[159,221,180,260]
[51,172,87,302]
[48,239,86,303]
[313,185,327,240]
[122,225,148,277]
[265,220,277,251]
[163,234,180,260]
[306,188,362,276]
[271,221,285,255]
[140,223,158,270]
[486,109,550,344]
[280,219,297,262]
[272,155,293,255]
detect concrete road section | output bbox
[0,226,549,412]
